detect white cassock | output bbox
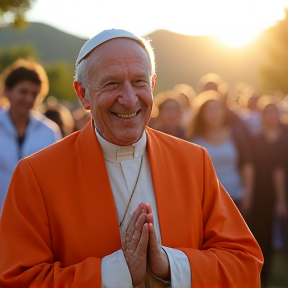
[95,130,191,288]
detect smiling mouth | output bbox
[112,109,141,119]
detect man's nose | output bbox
[117,81,138,106]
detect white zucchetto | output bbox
[76,29,144,65]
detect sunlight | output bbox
[27,0,288,46]
[207,0,287,47]
[165,0,287,47]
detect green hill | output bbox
[0,22,86,64]
[0,22,268,93]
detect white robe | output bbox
[95,130,191,288]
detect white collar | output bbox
[95,128,146,162]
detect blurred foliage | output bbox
[45,62,77,103]
[0,44,38,70]
[0,44,77,103]
[0,0,34,28]
[260,10,288,93]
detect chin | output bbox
[117,131,142,145]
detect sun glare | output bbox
[212,24,267,47]
[27,0,288,47]
[207,0,287,47]
[166,0,287,47]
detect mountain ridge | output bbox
[0,22,268,93]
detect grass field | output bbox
[268,251,288,288]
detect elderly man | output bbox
[0,29,263,288]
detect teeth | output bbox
[115,112,137,119]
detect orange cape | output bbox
[0,121,263,288]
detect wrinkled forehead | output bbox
[85,38,151,82]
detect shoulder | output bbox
[146,127,204,157]
[0,109,9,122]
[190,136,205,146]
[30,112,62,138]
[25,129,80,166]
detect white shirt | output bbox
[96,129,191,288]
[0,109,62,210]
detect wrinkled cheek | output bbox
[94,105,109,132]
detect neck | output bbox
[205,125,225,136]
[95,127,142,147]
[264,123,278,132]
[160,123,178,134]
[9,108,30,135]
[263,125,281,141]
[203,126,228,143]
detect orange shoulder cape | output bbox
[0,121,263,288]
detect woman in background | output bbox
[149,90,186,139]
[0,59,61,210]
[187,90,254,211]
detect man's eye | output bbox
[134,80,147,86]
[107,82,118,86]
[103,82,120,91]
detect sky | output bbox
[27,0,288,46]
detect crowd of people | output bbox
[0,56,287,286]
[149,75,288,286]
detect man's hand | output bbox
[121,203,149,286]
[145,203,171,282]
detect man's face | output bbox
[79,39,155,146]
[5,81,40,116]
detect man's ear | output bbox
[151,74,157,91]
[73,81,90,110]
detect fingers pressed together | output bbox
[121,203,171,286]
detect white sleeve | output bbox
[101,249,133,288]
[162,246,191,288]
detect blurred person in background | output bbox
[72,106,91,131]
[0,59,62,210]
[173,83,195,130]
[197,75,254,186]
[197,73,223,93]
[152,90,186,139]
[239,90,262,136]
[187,90,254,212]
[248,96,288,287]
[197,74,252,139]
[42,96,75,137]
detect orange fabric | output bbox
[0,121,263,288]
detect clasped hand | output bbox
[121,203,170,287]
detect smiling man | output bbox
[0,29,263,288]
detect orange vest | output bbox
[0,121,263,288]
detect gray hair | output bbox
[74,37,156,89]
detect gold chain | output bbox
[119,156,143,227]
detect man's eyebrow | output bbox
[133,73,149,79]
[97,75,119,85]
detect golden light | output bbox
[27,0,288,48]
[166,0,288,47]
[207,0,287,47]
